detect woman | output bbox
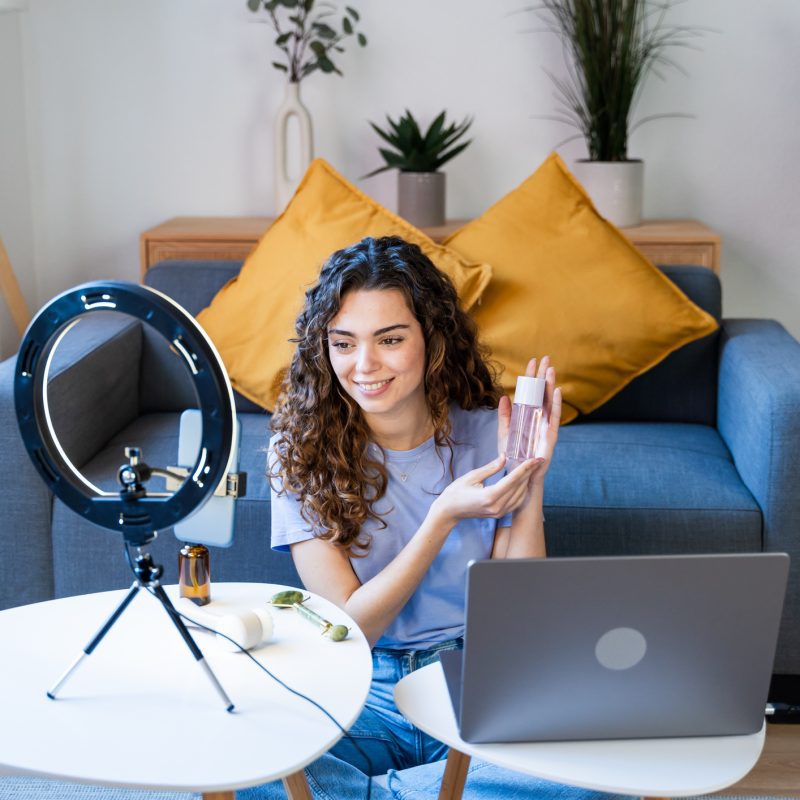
[269,235,561,776]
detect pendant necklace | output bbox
[398,447,428,483]
[369,441,429,483]
[397,450,425,482]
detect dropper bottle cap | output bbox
[513,375,546,407]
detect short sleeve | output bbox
[269,437,315,553]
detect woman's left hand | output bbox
[497,356,562,487]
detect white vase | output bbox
[273,81,313,212]
[571,160,644,228]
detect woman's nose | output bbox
[356,344,380,373]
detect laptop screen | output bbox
[444,553,788,744]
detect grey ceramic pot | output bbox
[398,171,445,227]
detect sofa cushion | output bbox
[145,260,242,316]
[587,265,722,425]
[444,153,719,424]
[545,422,762,555]
[194,158,493,411]
[143,262,263,414]
[51,412,300,599]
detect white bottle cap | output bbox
[513,375,546,407]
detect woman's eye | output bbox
[331,341,353,351]
[381,337,403,346]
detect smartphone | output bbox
[173,409,241,548]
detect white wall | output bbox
[2,0,799,357]
[0,6,35,358]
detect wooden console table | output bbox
[140,217,721,278]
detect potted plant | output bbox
[364,110,473,227]
[535,0,702,227]
[247,0,367,210]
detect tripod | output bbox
[48,546,235,712]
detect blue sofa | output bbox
[1,259,799,693]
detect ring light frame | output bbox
[14,281,235,547]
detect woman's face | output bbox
[327,287,427,430]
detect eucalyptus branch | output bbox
[248,0,367,83]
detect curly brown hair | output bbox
[269,236,501,554]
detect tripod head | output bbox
[130,549,163,584]
[118,447,150,501]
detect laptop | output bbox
[439,553,789,744]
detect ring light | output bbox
[14,281,235,547]
[14,280,239,711]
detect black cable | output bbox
[123,542,374,799]
[149,467,190,482]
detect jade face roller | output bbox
[269,590,350,641]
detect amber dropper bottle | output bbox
[178,543,211,606]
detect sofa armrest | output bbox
[0,356,55,609]
[718,318,800,673]
[46,314,142,468]
[718,319,800,538]
[0,315,143,611]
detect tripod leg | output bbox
[151,583,235,712]
[48,582,140,699]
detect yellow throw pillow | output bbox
[444,153,719,424]
[197,158,492,411]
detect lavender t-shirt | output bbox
[270,405,510,649]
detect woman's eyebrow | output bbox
[328,323,411,337]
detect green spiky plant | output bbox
[535,0,702,161]
[364,110,473,177]
[247,0,367,82]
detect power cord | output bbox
[123,542,374,800]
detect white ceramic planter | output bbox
[398,172,446,227]
[571,160,644,228]
[274,81,313,213]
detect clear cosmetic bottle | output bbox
[505,375,546,471]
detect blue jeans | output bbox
[328,637,462,775]
[238,754,630,799]
[237,639,630,799]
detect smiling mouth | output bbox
[356,379,392,391]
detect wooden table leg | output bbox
[438,748,471,800]
[199,772,312,800]
[283,769,314,800]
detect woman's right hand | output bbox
[429,454,540,526]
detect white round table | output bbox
[394,661,765,799]
[0,582,371,799]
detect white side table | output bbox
[394,662,765,800]
[0,582,371,800]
